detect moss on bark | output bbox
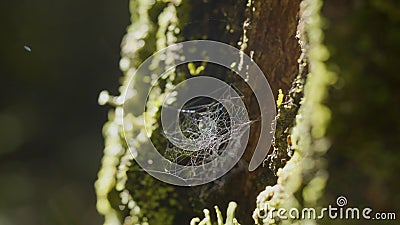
[95,0,331,225]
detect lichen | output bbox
[95,0,186,224]
[190,202,241,225]
[96,0,330,224]
[253,0,337,224]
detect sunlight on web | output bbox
[162,86,250,178]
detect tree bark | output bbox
[95,1,314,225]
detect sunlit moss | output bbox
[187,62,206,76]
[253,0,336,224]
[96,0,337,224]
[191,202,241,225]
[95,0,185,224]
[276,89,284,107]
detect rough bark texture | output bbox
[95,1,323,225]
[242,0,301,96]
[235,0,303,190]
[253,0,336,224]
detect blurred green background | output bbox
[0,1,129,224]
[323,0,400,221]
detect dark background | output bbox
[323,0,400,221]
[0,1,129,224]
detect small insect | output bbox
[24,45,31,52]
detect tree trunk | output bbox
[95,0,334,224]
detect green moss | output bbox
[95,1,186,224]
[253,0,336,224]
[190,202,241,225]
[96,0,327,224]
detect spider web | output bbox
[161,87,249,178]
